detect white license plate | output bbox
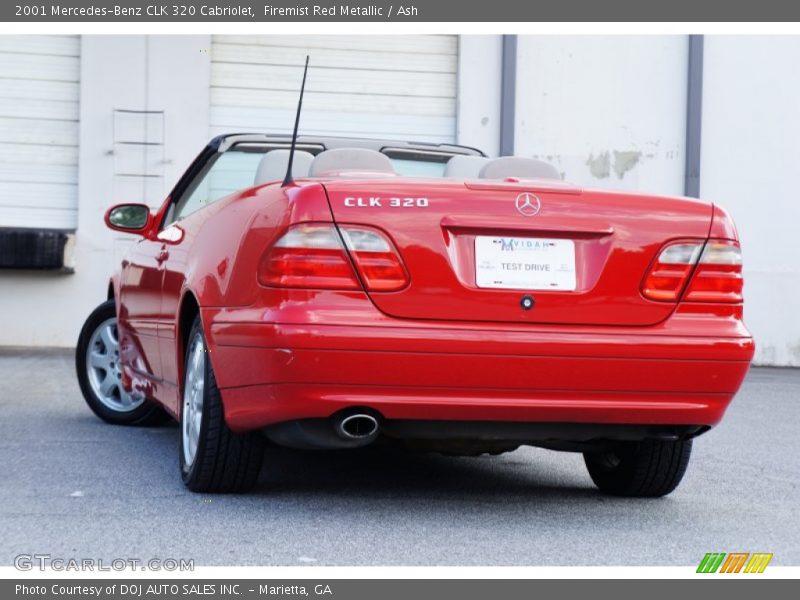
[475,236,577,291]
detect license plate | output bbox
[475,236,577,291]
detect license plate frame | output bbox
[474,236,577,291]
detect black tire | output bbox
[583,439,693,497]
[179,316,264,493]
[76,299,168,426]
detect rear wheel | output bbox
[179,316,264,493]
[583,439,692,497]
[76,299,166,425]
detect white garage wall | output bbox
[0,34,797,368]
[701,36,800,366]
[209,35,458,143]
[0,36,210,347]
[456,35,502,157]
[0,35,80,230]
[514,36,688,195]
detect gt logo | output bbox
[697,552,773,573]
[344,197,429,208]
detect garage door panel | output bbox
[0,52,79,82]
[0,182,78,209]
[210,108,454,142]
[212,44,456,74]
[211,87,455,117]
[0,143,77,166]
[0,78,79,103]
[0,117,78,146]
[0,163,77,185]
[0,35,79,57]
[213,35,457,56]
[211,63,456,98]
[0,35,80,231]
[0,98,78,122]
[0,205,76,230]
[210,35,457,144]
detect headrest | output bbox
[253,149,314,185]
[478,157,560,180]
[308,148,395,177]
[444,155,490,178]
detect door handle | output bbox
[156,247,169,263]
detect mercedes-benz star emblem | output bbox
[515,192,541,217]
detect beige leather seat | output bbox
[444,155,490,178]
[308,148,396,177]
[253,149,315,185]
[478,156,560,180]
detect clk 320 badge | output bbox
[344,197,429,207]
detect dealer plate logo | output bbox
[515,192,541,217]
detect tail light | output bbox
[641,242,704,302]
[683,241,743,303]
[339,226,409,291]
[258,224,360,289]
[642,239,743,303]
[259,223,408,291]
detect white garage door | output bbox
[0,35,80,230]
[210,35,457,143]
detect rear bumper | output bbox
[204,307,754,433]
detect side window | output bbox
[170,149,264,223]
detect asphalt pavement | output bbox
[1,348,798,566]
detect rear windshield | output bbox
[169,144,469,223]
[383,149,454,178]
[210,144,462,192]
[389,158,446,177]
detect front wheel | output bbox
[76,299,166,425]
[179,316,264,493]
[583,439,693,497]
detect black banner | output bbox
[4,579,799,600]
[4,0,800,22]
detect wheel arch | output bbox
[175,288,233,431]
[177,290,201,372]
[107,273,120,305]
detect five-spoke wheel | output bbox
[76,299,165,425]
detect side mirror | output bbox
[105,204,152,235]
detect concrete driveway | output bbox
[1,349,797,566]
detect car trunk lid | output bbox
[321,178,713,326]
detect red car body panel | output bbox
[323,179,714,326]
[112,140,754,443]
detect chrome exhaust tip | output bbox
[335,413,379,441]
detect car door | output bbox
[155,146,265,395]
[118,235,167,383]
[156,220,190,397]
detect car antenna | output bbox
[282,55,310,187]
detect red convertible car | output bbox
[76,133,754,496]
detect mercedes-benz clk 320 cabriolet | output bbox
[75,131,754,496]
